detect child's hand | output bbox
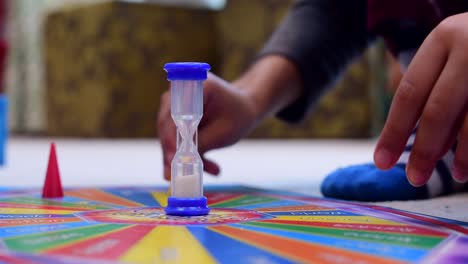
[374,13,468,185]
[157,73,259,180]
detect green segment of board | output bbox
[243,222,444,249]
[211,195,278,208]
[4,224,127,252]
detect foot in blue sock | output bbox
[321,132,466,201]
[321,164,429,201]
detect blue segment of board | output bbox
[13,252,70,264]
[188,226,295,264]
[0,221,96,238]
[414,212,468,227]
[103,188,160,207]
[267,210,359,216]
[237,199,309,210]
[0,187,17,192]
[232,224,427,262]
[0,95,7,166]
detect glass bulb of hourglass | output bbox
[171,114,203,198]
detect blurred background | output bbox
[5,0,401,140]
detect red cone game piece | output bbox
[42,143,64,198]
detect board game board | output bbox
[0,185,465,264]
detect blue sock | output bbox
[321,132,466,201]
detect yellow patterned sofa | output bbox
[44,0,388,138]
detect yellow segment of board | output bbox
[0,208,77,215]
[275,215,404,226]
[120,226,216,264]
[152,192,169,207]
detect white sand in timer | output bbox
[173,174,201,198]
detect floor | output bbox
[1,137,467,222]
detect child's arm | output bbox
[158,0,370,180]
[375,13,468,185]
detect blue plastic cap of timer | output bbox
[164,62,211,81]
[165,197,210,216]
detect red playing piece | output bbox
[42,143,64,198]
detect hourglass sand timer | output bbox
[163,62,210,216]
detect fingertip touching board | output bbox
[0,185,465,263]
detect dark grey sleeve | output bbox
[259,0,373,122]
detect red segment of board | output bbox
[46,225,154,260]
[0,254,35,264]
[42,143,64,199]
[206,193,242,206]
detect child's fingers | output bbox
[160,126,176,180]
[202,156,220,176]
[374,33,448,170]
[164,164,171,181]
[157,91,177,180]
[407,51,468,186]
[163,148,174,181]
[453,114,468,183]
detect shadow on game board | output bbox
[0,185,465,263]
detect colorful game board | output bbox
[0,185,465,264]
